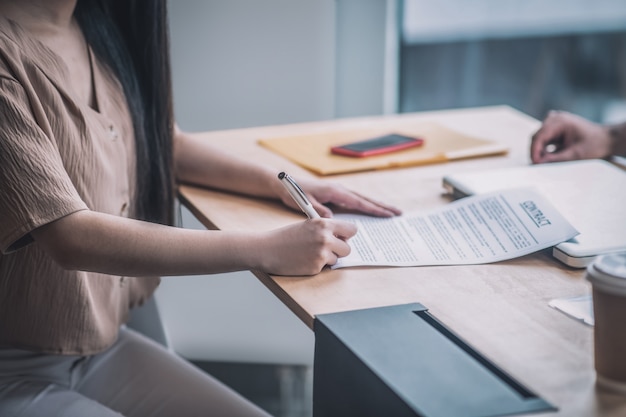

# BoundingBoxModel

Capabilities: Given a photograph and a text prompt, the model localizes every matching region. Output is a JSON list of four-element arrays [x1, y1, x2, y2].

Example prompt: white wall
[[169, 0, 336, 131], [158, 0, 394, 365], [334, 0, 400, 116]]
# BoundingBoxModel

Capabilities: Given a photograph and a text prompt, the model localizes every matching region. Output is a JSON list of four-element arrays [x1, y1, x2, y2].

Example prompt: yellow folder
[[258, 121, 508, 175]]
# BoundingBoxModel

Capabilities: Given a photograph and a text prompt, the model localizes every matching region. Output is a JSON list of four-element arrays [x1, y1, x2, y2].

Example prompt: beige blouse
[[0, 20, 160, 354]]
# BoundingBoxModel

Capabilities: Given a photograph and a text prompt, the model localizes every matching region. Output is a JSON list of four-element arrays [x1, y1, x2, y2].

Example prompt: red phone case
[[331, 134, 424, 158]]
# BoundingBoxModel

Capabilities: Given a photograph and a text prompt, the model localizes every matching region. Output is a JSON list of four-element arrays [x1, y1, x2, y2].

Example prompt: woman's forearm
[[32, 210, 262, 276], [173, 130, 283, 199], [31, 209, 355, 277], [171, 127, 402, 219]]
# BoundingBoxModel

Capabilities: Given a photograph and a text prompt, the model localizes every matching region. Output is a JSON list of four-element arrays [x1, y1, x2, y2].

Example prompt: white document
[[332, 188, 579, 268], [548, 295, 594, 326], [442, 159, 626, 268]]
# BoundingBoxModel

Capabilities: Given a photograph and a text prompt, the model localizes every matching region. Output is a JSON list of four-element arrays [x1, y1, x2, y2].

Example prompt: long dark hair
[[74, 0, 174, 226]]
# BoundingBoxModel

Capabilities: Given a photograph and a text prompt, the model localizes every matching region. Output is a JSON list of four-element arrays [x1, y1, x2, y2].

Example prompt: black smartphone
[[330, 133, 424, 158]]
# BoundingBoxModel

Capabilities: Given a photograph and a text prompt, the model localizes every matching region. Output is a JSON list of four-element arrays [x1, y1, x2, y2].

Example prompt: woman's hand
[[276, 177, 402, 218], [530, 111, 613, 164], [251, 218, 358, 276]]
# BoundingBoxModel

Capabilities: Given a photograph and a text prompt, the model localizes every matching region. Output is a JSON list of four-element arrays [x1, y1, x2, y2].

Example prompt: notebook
[[258, 122, 508, 175], [442, 159, 626, 268]]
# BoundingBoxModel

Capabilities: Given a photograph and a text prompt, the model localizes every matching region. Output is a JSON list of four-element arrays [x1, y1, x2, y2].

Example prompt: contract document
[[332, 188, 579, 268]]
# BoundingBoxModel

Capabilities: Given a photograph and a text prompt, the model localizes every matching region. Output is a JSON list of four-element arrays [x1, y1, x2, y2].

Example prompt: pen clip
[[278, 172, 320, 219], [284, 174, 308, 203]]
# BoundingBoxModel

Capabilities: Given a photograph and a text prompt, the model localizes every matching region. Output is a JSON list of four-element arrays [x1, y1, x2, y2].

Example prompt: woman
[[0, 0, 400, 415]]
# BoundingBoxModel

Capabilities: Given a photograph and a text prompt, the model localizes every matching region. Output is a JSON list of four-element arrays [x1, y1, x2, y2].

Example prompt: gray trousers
[[0, 328, 271, 417]]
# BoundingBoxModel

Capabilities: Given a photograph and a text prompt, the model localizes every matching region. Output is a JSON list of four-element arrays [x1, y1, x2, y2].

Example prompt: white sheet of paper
[[548, 295, 594, 326], [332, 188, 579, 268]]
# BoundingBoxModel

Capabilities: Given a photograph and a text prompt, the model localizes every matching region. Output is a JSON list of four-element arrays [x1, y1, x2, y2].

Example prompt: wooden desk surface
[[179, 106, 626, 416]]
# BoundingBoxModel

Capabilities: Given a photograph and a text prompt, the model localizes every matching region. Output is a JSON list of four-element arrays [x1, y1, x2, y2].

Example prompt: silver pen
[[278, 172, 320, 219]]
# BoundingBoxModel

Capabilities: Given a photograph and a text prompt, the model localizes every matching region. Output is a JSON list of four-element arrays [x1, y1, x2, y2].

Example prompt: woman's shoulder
[[0, 20, 23, 80], [0, 18, 61, 83]]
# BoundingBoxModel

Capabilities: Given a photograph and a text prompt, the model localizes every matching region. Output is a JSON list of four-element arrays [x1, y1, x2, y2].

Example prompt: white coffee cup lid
[[587, 252, 626, 296]]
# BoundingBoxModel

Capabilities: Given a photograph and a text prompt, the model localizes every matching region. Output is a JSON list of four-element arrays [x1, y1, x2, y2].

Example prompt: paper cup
[[586, 252, 626, 394]]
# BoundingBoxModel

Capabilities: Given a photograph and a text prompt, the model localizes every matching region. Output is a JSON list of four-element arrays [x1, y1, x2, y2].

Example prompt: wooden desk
[[179, 106, 626, 416]]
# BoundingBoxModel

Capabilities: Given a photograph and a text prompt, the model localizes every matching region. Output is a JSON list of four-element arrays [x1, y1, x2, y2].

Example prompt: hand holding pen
[[273, 172, 355, 275], [272, 171, 398, 275]]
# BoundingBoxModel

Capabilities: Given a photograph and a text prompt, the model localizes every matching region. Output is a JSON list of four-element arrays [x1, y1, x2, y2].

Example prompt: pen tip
[[278, 172, 286, 180]]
